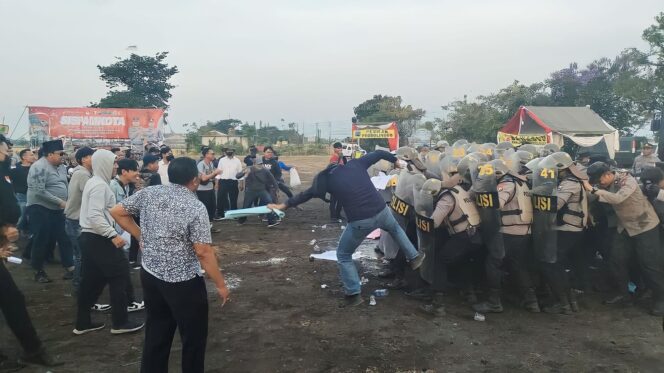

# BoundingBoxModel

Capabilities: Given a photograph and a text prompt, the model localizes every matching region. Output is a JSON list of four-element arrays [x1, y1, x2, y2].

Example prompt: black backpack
[[311, 164, 338, 202]]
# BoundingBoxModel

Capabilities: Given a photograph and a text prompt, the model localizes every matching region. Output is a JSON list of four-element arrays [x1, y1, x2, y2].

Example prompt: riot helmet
[[518, 144, 539, 158], [540, 143, 560, 157], [509, 150, 535, 175]]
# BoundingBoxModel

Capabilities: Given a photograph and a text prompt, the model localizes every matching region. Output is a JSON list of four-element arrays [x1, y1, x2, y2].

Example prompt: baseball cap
[[143, 154, 160, 165]]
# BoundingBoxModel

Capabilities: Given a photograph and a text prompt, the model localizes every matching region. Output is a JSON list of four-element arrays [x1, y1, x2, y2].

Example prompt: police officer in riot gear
[[586, 162, 664, 315], [414, 158, 482, 315], [473, 159, 539, 313], [540, 143, 561, 157], [537, 152, 589, 314], [434, 140, 449, 153]]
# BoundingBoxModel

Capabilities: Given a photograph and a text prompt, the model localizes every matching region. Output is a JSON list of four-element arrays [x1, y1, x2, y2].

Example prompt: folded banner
[[222, 206, 286, 220]]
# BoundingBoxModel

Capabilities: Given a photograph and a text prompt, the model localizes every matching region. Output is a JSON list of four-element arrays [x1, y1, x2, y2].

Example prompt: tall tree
[[93, 52, 178, 109]]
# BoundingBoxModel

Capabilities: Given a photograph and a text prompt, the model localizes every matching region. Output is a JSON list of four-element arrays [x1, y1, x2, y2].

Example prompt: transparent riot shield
[[471, 161, 505, 259], [531, 157, 559, 263], [425, 150, 442, 172], [448, 140, 469, 160], [414, 182, 441, 288], [391, 170, 426, 230]]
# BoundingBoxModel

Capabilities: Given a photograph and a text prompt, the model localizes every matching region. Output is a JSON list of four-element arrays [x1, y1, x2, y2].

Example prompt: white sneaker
[[91, 304, 111, 312], [127, 301, 145, 313]]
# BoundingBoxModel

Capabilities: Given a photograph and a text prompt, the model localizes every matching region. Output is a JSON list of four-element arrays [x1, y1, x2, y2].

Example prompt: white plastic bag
[[290, 168, 302, 187]]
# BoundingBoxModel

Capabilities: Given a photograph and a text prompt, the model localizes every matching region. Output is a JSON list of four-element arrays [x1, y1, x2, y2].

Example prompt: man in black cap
[[26, 139, 74, 283], [633, 142, 660, 176]]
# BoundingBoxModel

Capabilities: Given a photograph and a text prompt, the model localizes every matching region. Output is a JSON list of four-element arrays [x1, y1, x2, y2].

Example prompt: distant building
[[201, 130, 250, 149], [163, 133, 187, 155]]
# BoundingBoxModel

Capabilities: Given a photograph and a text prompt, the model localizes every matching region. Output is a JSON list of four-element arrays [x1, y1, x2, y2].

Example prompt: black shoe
[[384, 278, 408, 290], [34, 271, 51, 283], [211, 227, 221, 233], [542, 303, 573, 315], [267, 221, 281, 228], [73, 322, 105, 335], [377, 270, 395, 279], [0, 354, 25, 372], [418, 304, 446, 317], [603, 294, 632, 306], [650, 300, 664, 316], [213, 216, 224, 221], [405, 288, 433, 301], [110, 321, 144, 335], [20, 349, 64, 368], [409, 253, 425, 270], [472, 300, 504, 313], [339, 294, 364, 308], [62, 270, 74, 280]]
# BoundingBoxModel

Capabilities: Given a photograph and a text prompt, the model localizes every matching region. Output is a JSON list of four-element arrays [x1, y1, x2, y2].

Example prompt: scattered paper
[[366, 228, 381, 239], [309, 250, 365, 262], [371, 173, 392, 190]]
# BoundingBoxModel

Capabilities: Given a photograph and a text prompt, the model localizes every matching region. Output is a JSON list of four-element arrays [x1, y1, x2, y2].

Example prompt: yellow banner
[[352, 128, 396, 139], [497, 131, 547, 146]]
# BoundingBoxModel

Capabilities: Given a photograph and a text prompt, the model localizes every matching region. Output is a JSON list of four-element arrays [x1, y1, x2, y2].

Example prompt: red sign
[[28, 107, 164, 141]]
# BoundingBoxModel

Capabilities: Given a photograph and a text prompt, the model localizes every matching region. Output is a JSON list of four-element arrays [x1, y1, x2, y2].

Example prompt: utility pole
[[328, 121, 331, 144]]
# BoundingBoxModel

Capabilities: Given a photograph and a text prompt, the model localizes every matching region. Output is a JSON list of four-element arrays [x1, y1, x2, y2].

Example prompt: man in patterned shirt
[[110, 157, 230, 373]]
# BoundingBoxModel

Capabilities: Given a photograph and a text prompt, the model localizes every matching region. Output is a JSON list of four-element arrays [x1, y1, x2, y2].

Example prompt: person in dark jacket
[[237, 157, 279, 227], [0, 135, 62, 370], [244, 145, 258, 166], [268, 150, 425, 307]]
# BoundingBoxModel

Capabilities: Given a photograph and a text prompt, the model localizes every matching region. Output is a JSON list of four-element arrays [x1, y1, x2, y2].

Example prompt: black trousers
[[277, 180, 293, 199], [329, 196, 343, 219], [0, 263, 42, 355], [140, 269, 208, 373], [76, 233, 129, 328], [438, 231, 479, 291], [196, 190, 216, 222], [486, 234, 534, 293], [216, 180, 239, 217], [608, 227, 664, 299], [129, 217, 140, 263], [540, 230, 584, 305]]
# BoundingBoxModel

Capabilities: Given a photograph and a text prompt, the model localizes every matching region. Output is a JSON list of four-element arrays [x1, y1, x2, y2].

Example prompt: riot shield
[[480, 143, 497, 159], [448, 140, 468, 160], [425, 150, 442, 172], [531, 156, 559, 263], [471, 161, 505, 259], [414, 182, 442, 288], [385, 170, 425, 259]]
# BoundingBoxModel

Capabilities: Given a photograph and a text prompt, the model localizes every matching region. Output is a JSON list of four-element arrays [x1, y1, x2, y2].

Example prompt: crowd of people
[[0, 136, 300, 371], [2, 132, 664, 370], [271, 139, 664, 318]]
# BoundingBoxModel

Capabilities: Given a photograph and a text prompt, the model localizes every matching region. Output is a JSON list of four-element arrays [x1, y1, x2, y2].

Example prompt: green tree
[[93, 52, 178, 108], [182, 122, 201, 152]]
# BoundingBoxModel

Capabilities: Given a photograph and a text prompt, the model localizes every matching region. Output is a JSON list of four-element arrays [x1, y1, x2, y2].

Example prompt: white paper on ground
[[370, 172, 391, 190], [309, 250, 364, 262]]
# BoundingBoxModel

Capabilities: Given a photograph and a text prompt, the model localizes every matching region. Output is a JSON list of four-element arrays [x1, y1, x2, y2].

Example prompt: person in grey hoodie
[[73, 150, 144, 336], [64, 146, 95, 290]]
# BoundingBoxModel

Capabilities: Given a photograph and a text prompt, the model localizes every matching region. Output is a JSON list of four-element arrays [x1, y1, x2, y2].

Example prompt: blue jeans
[[15, 193, 27, 230], [65, 218, 82, 291], [27, 205, 74, 272], [337, 206, 419, 295]]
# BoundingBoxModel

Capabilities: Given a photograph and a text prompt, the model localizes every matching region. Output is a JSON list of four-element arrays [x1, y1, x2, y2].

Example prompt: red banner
[[28, 107, 164, 141]]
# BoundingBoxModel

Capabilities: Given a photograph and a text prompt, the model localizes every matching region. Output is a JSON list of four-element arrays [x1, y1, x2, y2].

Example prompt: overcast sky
[[0, 0, 661, 139]]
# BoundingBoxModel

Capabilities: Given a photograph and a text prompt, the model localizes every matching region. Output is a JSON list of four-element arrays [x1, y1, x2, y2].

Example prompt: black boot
[[522, 288, 541, 313], [568, 290, 580, 313], [473, 288, 503, 313]]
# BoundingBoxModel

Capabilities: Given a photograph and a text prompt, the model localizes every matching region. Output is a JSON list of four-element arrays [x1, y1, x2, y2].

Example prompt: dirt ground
[[2, 155, 664, 373]]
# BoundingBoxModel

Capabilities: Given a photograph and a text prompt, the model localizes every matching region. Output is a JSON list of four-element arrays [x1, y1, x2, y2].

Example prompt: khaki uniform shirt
[[431, 193, 469, 233], [633, 153, 660, 175], [556, 178, 585, 232], [497, 180, 530, 236], [595, 172, 659, 236]]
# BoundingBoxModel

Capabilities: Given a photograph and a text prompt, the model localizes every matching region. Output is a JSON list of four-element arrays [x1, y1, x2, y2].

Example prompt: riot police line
[[370, 139, 664, 317]]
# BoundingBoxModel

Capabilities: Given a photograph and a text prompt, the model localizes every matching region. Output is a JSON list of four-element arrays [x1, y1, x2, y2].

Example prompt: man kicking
[[269, 150, 425, 307]]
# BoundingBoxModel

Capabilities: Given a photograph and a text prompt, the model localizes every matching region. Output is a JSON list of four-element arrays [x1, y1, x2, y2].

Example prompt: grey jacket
[[26, 157, 69, 210], [80, 150, 117, 238], [64, 166, 93, 220]]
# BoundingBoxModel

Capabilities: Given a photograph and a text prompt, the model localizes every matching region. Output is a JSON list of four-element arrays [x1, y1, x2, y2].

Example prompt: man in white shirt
[[157, 147, 173, 185], [215, 148, 244, 219]]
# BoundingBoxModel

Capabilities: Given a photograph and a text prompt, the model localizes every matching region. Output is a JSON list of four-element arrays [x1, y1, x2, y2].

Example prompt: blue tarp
[[222, 206, 285, 220]]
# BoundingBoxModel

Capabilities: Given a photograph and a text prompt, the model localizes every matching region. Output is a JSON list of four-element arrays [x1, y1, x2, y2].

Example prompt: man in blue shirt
[[269, 150, 425, 306]]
